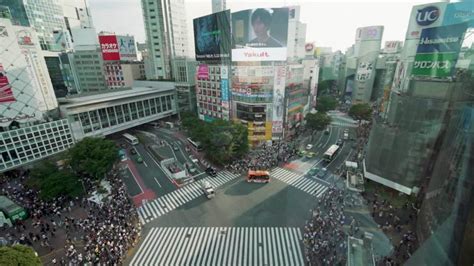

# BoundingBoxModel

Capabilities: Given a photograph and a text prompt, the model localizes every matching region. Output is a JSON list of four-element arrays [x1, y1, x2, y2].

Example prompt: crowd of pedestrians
[[303, 186, 348, 265], [226, 142, 296, 173], [0, 167, 140, 265]]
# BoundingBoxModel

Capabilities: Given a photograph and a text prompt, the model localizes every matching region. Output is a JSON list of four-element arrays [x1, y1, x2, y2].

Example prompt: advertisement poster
[[117, 36, 137, 61], [221, 79, 229, 101], [384, 41, 402, 53], [232, 8, 289, 61], [413, 23, 467, 78], [0, 63, 15, 103], [356, 62, 374, 82], [443, 2, 474, 27], [355, 26, 383, 41], [193, 10, 231, 61], [272, 65, 286, 133], [99, 35, 120, 61], [197, 64, 209, 79]]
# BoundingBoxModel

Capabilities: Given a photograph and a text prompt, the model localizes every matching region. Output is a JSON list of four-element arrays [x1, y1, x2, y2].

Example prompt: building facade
[[173, 58, 198, 114], [196, 64, 229, 121], [59, 86, 178, 140], [141, 0, 189, 79], [72, 48, 108, 93]]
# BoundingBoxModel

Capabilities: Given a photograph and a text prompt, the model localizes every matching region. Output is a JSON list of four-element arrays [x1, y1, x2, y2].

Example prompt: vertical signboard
[[99, 35, 120, 61], [405, 3, 447, 40], [232, 8, 289, 61], [412, 23, 467, 78], [272, 65, 286, 134], [0, 63, 15, 103], [197, 64, 209, 79], [117, 35, 137, 61]]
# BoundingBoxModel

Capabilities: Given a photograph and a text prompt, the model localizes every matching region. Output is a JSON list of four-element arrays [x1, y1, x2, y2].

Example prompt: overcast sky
[[89, 0, 435, 55]]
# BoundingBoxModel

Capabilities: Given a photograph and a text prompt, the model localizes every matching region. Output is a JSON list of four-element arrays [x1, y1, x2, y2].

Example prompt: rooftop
[[58, 86, 174, 108]]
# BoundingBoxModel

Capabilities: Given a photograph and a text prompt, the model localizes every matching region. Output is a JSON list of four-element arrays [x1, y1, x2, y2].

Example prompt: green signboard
[[412, 52, 458, 78]]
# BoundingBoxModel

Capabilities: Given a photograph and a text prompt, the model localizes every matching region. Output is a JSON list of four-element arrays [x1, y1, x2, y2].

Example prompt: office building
[[71, 48, 108, 94], [212, 0, 226, 13], [173, 58, 198, 114], [141, 0, 189, 79], [0, 0, 68, 51]]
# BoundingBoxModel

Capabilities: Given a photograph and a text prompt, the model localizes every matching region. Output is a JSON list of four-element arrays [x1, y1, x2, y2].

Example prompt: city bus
[[0, 196, 28, 222], [187, 137, 203, 151], [123, 133, 139, 145], [323, 144, 340, 162], [247, 170, 270, 183]]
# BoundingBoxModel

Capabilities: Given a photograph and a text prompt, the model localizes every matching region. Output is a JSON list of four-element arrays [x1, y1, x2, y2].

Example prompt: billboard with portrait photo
[[232, 8, 289, 61], [193, 10, 231, 61]]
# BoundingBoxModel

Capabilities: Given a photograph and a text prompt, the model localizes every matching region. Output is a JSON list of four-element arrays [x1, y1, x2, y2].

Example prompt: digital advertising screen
[[193, 10, 231, 61], [232, 8, 289, 61]]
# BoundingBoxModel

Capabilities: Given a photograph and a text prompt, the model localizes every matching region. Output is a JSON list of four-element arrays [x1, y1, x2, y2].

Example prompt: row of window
[[198, 109, 223, 119], [73, 95, 175, 134], [198, 90, 221, 98], [198, 103, 222, 112]]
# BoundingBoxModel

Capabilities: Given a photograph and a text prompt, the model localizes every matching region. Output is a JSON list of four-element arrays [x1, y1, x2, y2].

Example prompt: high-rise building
[[141, 0, 189, 80], [287, 6, 306, 61], [212, 0, 226, 13], [173, 58, 198, 114], [0, 0, 68, 51]]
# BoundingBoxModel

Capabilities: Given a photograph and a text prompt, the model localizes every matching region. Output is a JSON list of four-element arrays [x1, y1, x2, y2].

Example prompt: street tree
[[0, 245, 42, 266], [316, 95, 338, 113], [305, 112, 332, 131], [349, 103, 372, 122], [28, 161, 84, 201], [68, 137, 118, 180]]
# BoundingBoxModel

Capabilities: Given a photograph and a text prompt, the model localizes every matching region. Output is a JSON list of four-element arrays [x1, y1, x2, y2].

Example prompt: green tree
[[68, 137, 118, 179], [316, 95, 338, 113], [305, 112, 332, 131], [29, 161, 84, 201], [349, 103, 372, 122], [317, 79, 335, 96], [0, 245, 41, 266]]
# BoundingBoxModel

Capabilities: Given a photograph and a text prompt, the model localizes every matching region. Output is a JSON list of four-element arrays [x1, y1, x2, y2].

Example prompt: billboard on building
[[117, 35, 137, 61], [193, 10, 231, 61], [355, 62, 374, 82], [232, 8, 289, 61], [355, 26, 383, 41], [383, 41, 402, 53], [99, 35, 120, 61], [197, 64, 209, 79], [0, 64, 15, 103], [272, 65, 286, 133], [443, 2, 474, 27], [413, 23, 467, 78], [405, 3, 447, 40]]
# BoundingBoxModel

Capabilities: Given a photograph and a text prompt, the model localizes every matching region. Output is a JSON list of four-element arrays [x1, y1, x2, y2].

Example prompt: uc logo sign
[[416, 6, 440, 26]]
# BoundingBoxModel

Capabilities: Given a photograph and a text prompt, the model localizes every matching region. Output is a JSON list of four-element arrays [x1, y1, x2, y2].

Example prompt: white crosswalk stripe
[[130, 227, 304, 266], [331, 121, 358, 128], [270, 167, 328, 197], [138, 171, 239, 225]]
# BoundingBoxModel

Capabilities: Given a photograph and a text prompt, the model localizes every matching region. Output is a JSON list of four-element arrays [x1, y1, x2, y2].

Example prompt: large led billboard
[[232, 8, 289, 61], [193, 10, 231, 61]]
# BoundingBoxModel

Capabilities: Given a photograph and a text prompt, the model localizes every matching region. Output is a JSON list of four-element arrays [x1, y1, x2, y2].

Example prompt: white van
[[201, 181, 215, 199]]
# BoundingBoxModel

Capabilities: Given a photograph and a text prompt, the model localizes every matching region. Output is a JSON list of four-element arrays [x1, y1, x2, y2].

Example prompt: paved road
[[129, 227, 304, 266]]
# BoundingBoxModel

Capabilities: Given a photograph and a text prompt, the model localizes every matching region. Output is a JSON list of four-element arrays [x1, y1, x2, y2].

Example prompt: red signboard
[[99, 35, 120, 61], [0, 63, 15, 103]]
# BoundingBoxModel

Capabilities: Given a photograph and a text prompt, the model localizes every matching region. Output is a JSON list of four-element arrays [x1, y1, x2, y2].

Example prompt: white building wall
[[212, 0, 226, 13], [0, 19, 58, 126]]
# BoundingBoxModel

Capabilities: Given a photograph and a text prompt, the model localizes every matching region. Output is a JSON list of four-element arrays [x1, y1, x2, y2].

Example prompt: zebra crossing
[[130, 227, 304, 266], [270, 167, 328, 197], [330, 121, 358, 128], [138, 171, 239, 225]]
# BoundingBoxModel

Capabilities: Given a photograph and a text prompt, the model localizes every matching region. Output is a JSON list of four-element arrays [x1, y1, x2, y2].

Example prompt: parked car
[[130, 148, 137, 155], [306, 144, 313, 150]]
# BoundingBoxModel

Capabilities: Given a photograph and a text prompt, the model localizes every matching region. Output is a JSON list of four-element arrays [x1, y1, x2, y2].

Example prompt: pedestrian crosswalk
[[270, 167, 328, 197], [130, 227, 304, 266], [331, 121, 358, 128], [137, 171, 239, 225]]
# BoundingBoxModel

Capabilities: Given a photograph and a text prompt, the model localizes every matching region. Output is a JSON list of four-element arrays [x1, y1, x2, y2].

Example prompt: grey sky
[[88, 0, 433, 54]]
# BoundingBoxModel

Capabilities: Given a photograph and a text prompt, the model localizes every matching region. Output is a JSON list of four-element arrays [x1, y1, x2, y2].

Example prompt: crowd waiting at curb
[[0, 167, 141, 265]]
